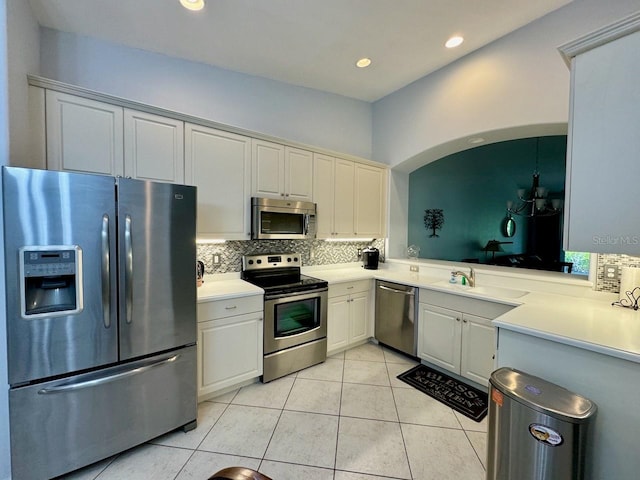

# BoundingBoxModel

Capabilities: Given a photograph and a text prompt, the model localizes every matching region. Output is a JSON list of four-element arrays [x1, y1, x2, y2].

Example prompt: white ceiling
[[27, 0, 573, 102]]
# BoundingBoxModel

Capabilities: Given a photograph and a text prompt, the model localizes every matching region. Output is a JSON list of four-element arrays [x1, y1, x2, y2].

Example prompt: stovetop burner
[[241, 253, 327, 295]]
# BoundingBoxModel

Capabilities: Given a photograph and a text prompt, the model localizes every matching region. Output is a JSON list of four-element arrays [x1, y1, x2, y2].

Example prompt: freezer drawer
[[9, 346, 197, 480]]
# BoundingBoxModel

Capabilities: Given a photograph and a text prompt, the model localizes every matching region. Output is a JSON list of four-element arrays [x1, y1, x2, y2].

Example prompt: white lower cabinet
[[327, 280, 371, 355], [417, 290, 513, 386], [197, 295, 263, 401]]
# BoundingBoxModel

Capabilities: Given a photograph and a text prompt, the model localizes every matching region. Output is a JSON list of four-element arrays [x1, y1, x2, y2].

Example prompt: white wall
[[373, 0, 640, 258], [372, 0, 640, 169], [7, 0, 39, 167], [39, 28, 373, 160], [1, 0, 10, 476]]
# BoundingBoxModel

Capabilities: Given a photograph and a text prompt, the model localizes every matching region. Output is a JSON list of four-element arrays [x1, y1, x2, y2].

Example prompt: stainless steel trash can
[[486, 368, 596, 480]]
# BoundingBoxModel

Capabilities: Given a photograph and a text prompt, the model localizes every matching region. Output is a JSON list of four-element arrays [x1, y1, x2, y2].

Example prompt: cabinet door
[[185, 124, 251, 240], [565, 30, 640, 254], [198, 313, 263, 400], [349, 291, 369, 344], [252, 139, 285, 198], [418, 303, 461, 373], [354, 163, 386, 238], [285, 147, 313, 201], [460, 313, 495, 386], [333, 159, 355, 237], [124, 109, 184, 183], [313, 154, 335, 238], [327, 295, 350, 354], [46, 91, 124, 176]]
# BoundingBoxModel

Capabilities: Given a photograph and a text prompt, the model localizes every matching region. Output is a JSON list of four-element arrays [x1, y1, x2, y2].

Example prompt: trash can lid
[[490, 367, 597, 423]]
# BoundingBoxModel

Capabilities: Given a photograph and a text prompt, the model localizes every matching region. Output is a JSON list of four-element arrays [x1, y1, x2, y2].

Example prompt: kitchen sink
[[431, 281, 528, 299]]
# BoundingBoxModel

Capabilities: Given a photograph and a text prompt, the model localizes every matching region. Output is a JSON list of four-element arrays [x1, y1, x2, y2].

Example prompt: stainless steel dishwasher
[[375, 280, 418, 356]]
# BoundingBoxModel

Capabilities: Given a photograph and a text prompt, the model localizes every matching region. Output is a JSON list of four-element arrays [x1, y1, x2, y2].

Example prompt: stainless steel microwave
[[251, 197, 317, 240]]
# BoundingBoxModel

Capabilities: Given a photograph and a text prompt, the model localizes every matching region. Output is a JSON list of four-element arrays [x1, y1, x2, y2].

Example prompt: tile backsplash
[[197, 239, 385, 274], [595, 253, 640, 293]]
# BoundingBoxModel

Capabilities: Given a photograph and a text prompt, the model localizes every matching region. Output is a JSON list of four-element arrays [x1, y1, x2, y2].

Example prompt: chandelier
[[506, 138, 563, 218]]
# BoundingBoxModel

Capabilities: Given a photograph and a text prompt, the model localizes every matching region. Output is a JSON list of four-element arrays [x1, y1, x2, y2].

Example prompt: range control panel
[[242, 253, 301, 271]]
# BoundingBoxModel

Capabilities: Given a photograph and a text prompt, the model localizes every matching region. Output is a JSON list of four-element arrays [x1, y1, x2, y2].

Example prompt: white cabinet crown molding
[[558, 11, 640, 65]]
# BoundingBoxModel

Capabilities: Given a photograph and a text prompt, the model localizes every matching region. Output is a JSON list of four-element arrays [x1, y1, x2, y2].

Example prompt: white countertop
[[197, 274, 263, 302], [197, 263, 640, 364]]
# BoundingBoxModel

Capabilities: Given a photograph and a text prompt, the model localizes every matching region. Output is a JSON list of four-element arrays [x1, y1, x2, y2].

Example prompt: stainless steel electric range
[[241, 253, 328, 382]]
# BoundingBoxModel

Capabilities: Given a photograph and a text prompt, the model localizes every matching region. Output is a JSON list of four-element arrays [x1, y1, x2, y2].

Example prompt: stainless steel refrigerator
[[2, 166, 198, 479]]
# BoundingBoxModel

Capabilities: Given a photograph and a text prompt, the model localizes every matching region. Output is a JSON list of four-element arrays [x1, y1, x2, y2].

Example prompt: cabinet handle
[[347, 286, 354, 290], [280, 193, 285, 197], [225, 305, 237, 310], [285, 193, 289, 197], [456, 318, 461, 322], [463, 319, 468, 323]]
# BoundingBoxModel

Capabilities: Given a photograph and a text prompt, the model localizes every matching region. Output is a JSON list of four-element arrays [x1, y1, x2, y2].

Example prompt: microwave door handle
[[304, 214, 309, 236], [124, 214, 133, 324], [101, 214, 111, 328]]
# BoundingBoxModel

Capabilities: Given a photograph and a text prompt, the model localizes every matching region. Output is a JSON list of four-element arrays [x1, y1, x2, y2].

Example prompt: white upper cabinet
[[124, 109, 184, 183], [334, 159, 356, 236], [354, 163, 386, 238], [312, 153, 336, 238], [185, 123, 251, 240], [313, 154, 386, 239], [252, 139, 313, 201], [560, 15, 640, 254], [46, 91, 124, 176]]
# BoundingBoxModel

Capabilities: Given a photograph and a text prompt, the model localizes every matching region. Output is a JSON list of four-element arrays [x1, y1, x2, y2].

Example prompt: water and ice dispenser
[[20, 246, 83, 318]]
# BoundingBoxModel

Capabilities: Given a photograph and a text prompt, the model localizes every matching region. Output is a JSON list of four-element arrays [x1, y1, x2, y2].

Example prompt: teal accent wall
[[408, 136, 566, 263]]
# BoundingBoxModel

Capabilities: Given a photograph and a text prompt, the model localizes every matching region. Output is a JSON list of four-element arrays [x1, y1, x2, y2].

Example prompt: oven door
[[264, 289, 327, 355]]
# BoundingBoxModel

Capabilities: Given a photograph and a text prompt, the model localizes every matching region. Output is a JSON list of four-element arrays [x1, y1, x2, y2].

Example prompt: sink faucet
[[451, 268, 475, 287]]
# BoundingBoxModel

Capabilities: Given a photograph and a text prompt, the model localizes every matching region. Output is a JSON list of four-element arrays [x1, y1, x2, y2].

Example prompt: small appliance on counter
[[362, 246, 380, 270], [196, 260, 205, 287]]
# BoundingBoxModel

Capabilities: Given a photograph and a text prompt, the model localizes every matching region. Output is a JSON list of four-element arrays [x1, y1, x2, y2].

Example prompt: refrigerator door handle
[[101, 214, 111, 328], [125, 214, 133, 324], [37, 354, 180, 394]]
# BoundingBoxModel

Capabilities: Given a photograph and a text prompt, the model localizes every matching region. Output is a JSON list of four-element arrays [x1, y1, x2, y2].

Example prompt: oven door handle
[[264, 287, 328, 301]]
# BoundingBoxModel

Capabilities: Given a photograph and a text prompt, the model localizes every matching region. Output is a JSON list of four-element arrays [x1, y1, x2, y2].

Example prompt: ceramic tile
[[57, 456, 117, 479], [392, 387, 459, 428], [296, 358, 344, 382], [453, 410, 488, 432], [258, 460, 334, 480], [329, 351, 345, 360], [385, 362, 416, 389], [382, 347, 418, 365], [340, 383, 398, 422], [466, 431, 488, 469], [264, 411, 339, 468], [151, 401, 227, 449], [92, 444, 192, 480], [199, 405, 280, 458], [176, 451, 261, 479], [343, 360, 390, 386], [334, 472, 407, 480], [212, 388, 240, 404], [232, 376, 295, 409], [344, 342, 385, 362], [285, 378, 342, 415], [402, 423, 485, 480], [336, 417, 411, 479]]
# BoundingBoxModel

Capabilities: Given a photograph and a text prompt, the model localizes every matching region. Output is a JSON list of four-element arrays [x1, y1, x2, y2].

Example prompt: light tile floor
[[61, 342, 488, 480]]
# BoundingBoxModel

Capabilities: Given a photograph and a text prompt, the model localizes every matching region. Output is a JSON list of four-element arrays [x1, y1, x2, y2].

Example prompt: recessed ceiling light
[[356, 58, 372, 68], [468, 137, 485, 144], [180, 0, 205, 11], [445, 36, 464, 49]]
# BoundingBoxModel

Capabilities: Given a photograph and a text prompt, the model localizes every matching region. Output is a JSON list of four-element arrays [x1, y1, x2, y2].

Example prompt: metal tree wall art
[[424, 209, 444, 237]]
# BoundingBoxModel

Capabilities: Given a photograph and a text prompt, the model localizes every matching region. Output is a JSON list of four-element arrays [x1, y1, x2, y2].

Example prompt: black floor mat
[[397, 364, 488, 422]]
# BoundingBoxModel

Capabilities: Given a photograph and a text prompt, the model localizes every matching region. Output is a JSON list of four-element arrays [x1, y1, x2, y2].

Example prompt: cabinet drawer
[[329, 280, 371, 298], [198, 294, 263, 322]]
